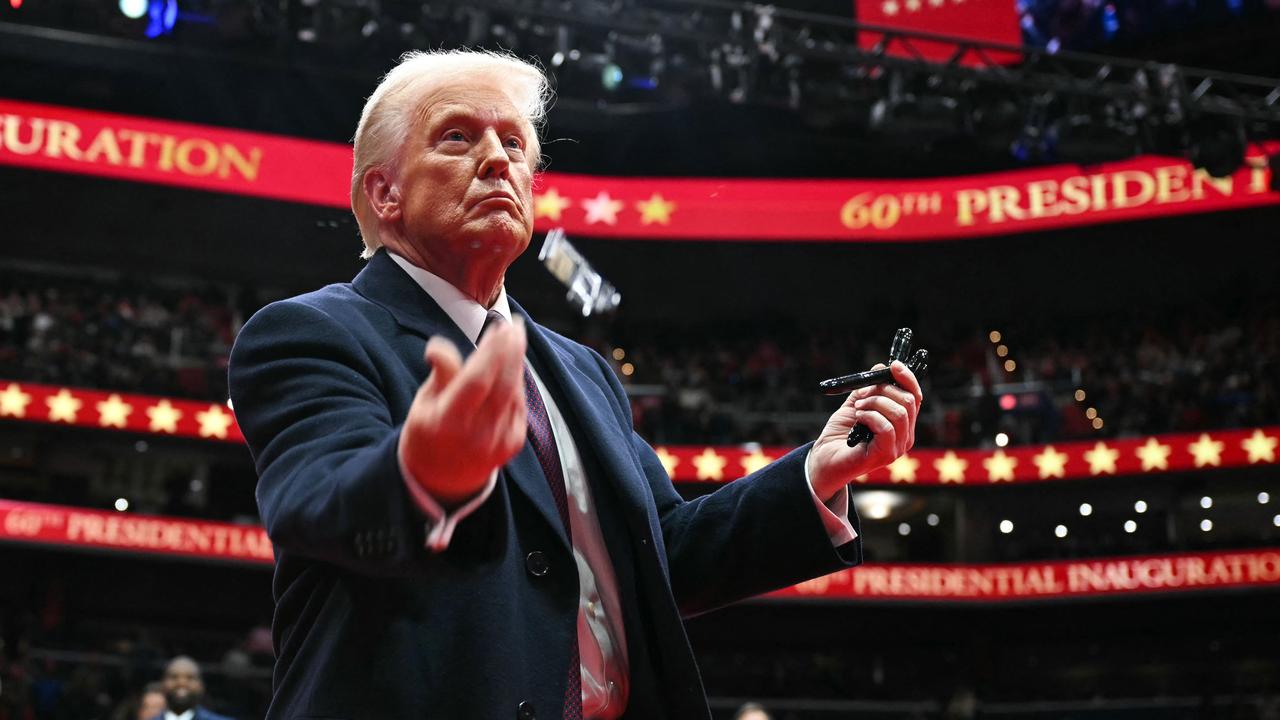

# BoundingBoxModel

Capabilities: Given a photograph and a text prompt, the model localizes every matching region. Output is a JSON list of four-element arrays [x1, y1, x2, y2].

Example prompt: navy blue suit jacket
[[148, 708, 235, 720], [228, 249, 861, 720]]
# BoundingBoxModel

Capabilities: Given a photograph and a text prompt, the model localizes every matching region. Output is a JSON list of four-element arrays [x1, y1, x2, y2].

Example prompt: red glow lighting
[[9, 0, 22, 9], [999, 394, 1018, 411]]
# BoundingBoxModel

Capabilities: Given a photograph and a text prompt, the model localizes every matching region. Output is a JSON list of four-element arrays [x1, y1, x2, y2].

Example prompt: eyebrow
[[426, 106, 528, 137]]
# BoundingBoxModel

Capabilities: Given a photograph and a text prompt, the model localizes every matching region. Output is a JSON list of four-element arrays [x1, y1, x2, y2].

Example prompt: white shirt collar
[[165, 711, 195, 720], [387, 251, 512, 345]]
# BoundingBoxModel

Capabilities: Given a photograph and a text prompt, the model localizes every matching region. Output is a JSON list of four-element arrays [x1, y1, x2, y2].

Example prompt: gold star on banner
[[692, 447, 728, 481], [934, 451, 968, 484], [533, 188, 572, 221], [905, 0, 921, 10], [1241, 430, 1277, 464], [635, 193, 677, 225], [46, 389, 82, 424], [581, 191, 624, 226], [654, 447, 679, 478], [0, 383, 32, 418], [740, 449, 774, 475], [96, 394, 133, 428], [888, 454, 919, 483], [928, 0, 944, 6], [196, 404, 234, 439], [1135, 437, 1172, 471], [983, 450, 1017, 482], [146, 400, 182, 434], [1083, 441, 1120, 475], [1033, 445, 1068, 479], [882, 0, 899, 14], [1188, 433, 1224, 468]]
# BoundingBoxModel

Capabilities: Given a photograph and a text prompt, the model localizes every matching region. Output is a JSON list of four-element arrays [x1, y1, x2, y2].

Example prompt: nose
[[476, 129, 510, 181]]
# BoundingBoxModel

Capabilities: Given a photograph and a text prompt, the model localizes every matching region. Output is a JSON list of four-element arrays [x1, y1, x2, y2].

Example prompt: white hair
[[350, 49, 552, 259]]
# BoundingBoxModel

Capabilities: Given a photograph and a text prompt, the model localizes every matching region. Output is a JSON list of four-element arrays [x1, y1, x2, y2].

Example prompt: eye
[[442, 130, 467, 142], [505, 136, 524, 150]]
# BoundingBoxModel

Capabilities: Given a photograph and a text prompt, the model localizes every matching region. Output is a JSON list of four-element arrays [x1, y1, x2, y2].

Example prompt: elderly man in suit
[[229, 49, 923, 720]]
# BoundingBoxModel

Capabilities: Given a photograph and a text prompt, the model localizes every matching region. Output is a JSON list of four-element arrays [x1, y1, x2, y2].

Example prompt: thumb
[[422, 336, 463, 396]]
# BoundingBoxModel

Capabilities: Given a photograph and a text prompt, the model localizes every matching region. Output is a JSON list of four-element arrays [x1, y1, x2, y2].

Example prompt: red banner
[[771, 549, 1280, 601], [0, 381, 243, 443], [0, 499, 273, 565], [2, 99, 1277, 241], [3, 500, 1276, 602], [855, 0, 1022, 66], [3, 381, 1277, 483]]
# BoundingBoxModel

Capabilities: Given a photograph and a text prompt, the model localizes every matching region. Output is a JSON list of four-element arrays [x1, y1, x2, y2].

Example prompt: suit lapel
[[513, 300, 656, 538]]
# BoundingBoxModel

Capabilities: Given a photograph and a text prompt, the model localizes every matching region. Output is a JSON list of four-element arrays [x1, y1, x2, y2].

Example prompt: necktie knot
[[479, 309, 506, 343]]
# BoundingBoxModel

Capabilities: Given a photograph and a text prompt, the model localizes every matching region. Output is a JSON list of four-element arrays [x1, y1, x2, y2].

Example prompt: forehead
[[413, 78, 530, 131], [166, 660, 199, 676]]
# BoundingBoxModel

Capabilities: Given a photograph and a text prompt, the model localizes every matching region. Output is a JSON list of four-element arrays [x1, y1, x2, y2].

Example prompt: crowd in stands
[[2, 265, 1276, 449]]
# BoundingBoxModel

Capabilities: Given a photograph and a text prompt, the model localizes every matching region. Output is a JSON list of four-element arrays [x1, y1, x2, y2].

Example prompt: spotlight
[[1200, 518, 1213, 532], [999, 519, 1014, 534], [144, 0, 178, 38], [1260, 492, 1271, 505], [926, 513, 940, 527], [1124, 519, 1137, 533], [120, 0, 148, 18], [995, 432, 1009, 447], [115, 498, 130, 512], [898, 523, 911, 536], [1134, 500, 1148, 513], [1200, 496, 1213, 509], [1079, 503, 1093, 517], [1054, 524, 1068, 538], [601, 63, 624, 91]]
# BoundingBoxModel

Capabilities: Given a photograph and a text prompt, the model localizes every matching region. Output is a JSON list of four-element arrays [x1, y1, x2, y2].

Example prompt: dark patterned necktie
[[480, 310, 583, 720]]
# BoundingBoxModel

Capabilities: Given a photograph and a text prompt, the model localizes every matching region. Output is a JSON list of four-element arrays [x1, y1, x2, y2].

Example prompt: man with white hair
[[229, 49, 922, 719]]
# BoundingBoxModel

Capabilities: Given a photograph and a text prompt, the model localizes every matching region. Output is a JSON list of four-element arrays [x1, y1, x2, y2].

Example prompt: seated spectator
[[152, 656, 234, 720]]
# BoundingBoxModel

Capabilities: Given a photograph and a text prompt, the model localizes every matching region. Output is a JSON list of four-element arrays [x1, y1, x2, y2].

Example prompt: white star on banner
[[581, 191, 624, 226]]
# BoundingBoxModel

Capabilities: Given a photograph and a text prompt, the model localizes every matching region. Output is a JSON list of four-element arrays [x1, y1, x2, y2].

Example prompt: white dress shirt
[[387, 252, 855, 718], [164, 711, 194, 720]]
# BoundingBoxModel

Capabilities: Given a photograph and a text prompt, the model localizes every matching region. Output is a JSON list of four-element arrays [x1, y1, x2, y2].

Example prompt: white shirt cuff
[[399, 448, 498, 553], [804, 449, 858, 547]]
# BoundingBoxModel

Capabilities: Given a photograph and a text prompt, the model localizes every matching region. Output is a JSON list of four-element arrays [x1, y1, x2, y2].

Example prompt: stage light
[[1079, 503, 1093, 516], [898, 523, 911, 536], [854, 490, 906, 521], [120, 0, 147, 19], [1259, 492, 1270, 505], [612, 348, 626, 361], [9, 0, 21, 8], [1054, 524, 1067, 538], [621, 362, 635, 376], [1200, 496, 1213, 509], [1200, 519, 1213, 532], [1274, 514, 1280, 527], [145, 0, 179, 38], [1092, 418, 1104, 429], [989, 331, 1001, 343], [1124, 519, 1136, 533], [1085, 407, 1097, 420], [926, 513, 940, 527], [999, 519, 1014, 534], [115, 498, 130, 512], [1074, 389, 1086, 402], [995, 432, 1009, 447], [996, 344, 1009, 357], [999, 395, 1017, 411], [1003, 359, 1016, 372], [134, 441, 148, 453], [1134, 500, 1148, 513], [601, 63, 624, 91]]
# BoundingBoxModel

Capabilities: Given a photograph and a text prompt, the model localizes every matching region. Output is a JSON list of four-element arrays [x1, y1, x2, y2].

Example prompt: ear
[[363, 166, 402, 223]]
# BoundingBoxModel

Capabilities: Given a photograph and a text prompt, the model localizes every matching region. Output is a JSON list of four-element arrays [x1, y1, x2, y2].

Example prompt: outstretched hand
[[398, 317, 529, 507], [807, 360, 924, 499]]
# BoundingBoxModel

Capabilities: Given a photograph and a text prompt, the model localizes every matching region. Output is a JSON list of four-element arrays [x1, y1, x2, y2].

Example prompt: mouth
[[472, 192, 519, 211]]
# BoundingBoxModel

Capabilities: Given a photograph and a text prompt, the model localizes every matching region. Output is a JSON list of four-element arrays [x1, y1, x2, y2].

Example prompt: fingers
[[854, 408, 899, 459], [890, 360, 925, 407], [422, 337, 463, 397]]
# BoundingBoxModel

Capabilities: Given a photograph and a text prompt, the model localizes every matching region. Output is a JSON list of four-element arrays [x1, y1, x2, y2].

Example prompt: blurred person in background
[[151, 656, 232, 720], [137, 682, 166, 720]]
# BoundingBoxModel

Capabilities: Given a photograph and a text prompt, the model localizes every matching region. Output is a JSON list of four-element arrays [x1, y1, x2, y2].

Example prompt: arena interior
[[2, 0, 1280, 718]]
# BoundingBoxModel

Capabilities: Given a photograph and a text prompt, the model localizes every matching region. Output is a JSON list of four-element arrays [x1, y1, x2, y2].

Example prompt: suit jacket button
[[525, 551, 549, 577], [516, 700, 536, 720]]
